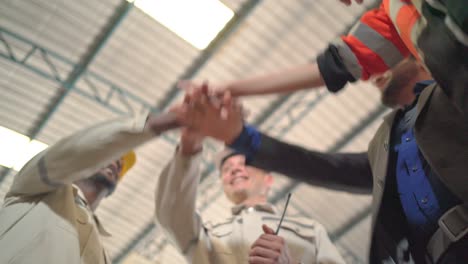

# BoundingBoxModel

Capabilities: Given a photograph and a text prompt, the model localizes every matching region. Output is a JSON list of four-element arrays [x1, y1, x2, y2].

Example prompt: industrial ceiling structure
[[0, 0, 388, 263]]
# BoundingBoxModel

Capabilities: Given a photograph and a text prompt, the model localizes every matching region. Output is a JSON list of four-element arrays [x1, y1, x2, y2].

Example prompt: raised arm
[[220, 63, 325, 97], [180, 2, 409, 99], [7, 112, 179, 197], [154, 129, 206, 259], [232, 126, 373, 194]]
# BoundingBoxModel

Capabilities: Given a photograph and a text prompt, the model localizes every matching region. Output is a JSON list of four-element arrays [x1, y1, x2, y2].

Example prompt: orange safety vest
[[383, 0, 422, 60], [339, 0, 423, 80]]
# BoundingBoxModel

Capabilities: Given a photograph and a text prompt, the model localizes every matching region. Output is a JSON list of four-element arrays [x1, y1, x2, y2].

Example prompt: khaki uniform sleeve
[[7, 115, 153, 196], [315, 224, 346, 264], [154, 149, 205, 258]]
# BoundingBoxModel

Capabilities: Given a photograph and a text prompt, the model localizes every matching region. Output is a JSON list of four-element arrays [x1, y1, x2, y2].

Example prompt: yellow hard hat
[[119, 151, 136, 179]]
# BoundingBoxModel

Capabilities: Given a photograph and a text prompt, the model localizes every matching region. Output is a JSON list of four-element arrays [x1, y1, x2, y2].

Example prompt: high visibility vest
[[339, 2, 415, 80], [383, 0, 422, 60], [338, 0, 467, 81]]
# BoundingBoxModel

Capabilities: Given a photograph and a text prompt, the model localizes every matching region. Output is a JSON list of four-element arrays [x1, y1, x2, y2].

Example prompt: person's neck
[[75, 181, 97, 210], [240, 196, 268, 207]]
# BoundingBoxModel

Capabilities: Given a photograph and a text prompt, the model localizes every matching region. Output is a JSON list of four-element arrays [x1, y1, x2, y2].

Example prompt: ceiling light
[[0, 126, 48, 171], [132, 0, 234, 49]]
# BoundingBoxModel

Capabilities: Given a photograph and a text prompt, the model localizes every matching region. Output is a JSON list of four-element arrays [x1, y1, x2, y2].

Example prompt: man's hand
[[174, 84, 244, 144], [249, 224, 293, 264], [339, 0, 363, 5], [178, 80, 229, 98]]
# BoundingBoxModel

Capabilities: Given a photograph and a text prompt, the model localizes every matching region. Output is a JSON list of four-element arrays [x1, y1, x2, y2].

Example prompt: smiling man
[[154, 128, 344, 264]]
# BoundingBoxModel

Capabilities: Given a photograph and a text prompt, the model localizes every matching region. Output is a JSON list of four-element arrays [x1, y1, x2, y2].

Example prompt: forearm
[[229, 125, 373, 193], [10, 112, 180, 196], [144, 112, 180, 134], [254, 134, 372, 193], [227, 63, 325, 97], [154, 148, 203, 253]]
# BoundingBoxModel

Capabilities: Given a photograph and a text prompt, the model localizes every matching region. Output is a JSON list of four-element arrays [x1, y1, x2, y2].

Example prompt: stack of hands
[[172, 82, 294, 264], [171, 81, 244, 156]]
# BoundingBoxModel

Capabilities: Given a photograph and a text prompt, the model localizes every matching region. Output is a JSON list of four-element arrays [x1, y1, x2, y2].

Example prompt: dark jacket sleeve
[[419, 3, 468, 119], [317, 44, 357, 93], [250, 133, 373, 194]]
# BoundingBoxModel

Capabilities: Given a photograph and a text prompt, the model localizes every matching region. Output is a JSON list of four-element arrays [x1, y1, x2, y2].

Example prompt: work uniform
[[154, 150, 345, 264], [0, 115, 153, 264]]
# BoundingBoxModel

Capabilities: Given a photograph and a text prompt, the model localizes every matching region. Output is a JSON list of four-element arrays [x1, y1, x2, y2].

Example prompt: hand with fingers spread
[[178, 80, 228, 98], [169, 83, 215, 128], [249, 224, 293, 264]]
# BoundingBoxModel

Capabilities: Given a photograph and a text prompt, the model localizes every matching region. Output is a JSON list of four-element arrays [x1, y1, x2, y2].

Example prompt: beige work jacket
[[155, 150, 345, 264], [0, 115, 154, 264]]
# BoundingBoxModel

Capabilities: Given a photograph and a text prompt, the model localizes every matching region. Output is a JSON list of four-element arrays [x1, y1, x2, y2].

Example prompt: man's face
[[371, 58, 431, 108], [75, 159, 123, 211], [89, 159, 122, 196], [220, 155, 272, 204]]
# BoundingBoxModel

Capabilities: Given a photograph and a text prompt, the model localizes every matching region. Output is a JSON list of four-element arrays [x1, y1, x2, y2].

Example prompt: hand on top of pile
[[171, 81, 245, 144]]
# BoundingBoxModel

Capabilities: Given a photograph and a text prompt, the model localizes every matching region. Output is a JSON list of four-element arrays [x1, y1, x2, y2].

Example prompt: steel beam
[[0, 25, 158, 116], [27, 0, 133, 139]]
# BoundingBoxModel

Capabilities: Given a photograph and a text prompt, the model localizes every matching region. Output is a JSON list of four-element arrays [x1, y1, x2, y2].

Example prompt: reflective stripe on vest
[[348, 21, 405, 69], [341, 3, 410, 80], [384, 0, 422, 60]]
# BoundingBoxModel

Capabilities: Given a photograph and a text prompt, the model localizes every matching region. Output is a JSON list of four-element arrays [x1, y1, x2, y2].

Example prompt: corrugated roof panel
[[292, 184, 371, 233], [89, 7, 200, 106], [280, 82, 380, 151], [340, 110, 390, 152], [0, 60, 61, 135], [34, 92, 119, 144], [0, 0, 121, 63]]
